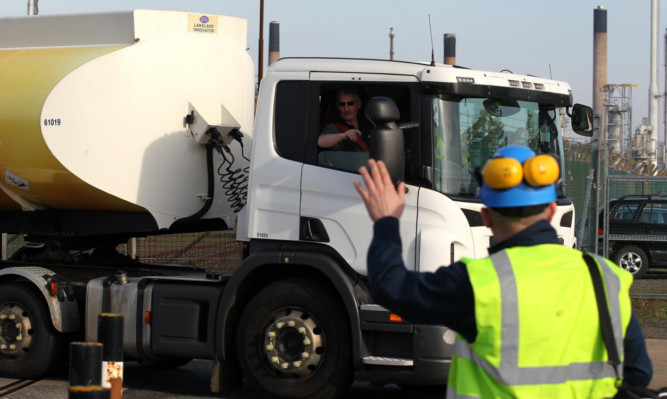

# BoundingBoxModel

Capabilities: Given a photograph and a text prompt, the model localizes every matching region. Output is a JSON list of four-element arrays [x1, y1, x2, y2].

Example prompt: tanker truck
[[0, 9, 593, 398]]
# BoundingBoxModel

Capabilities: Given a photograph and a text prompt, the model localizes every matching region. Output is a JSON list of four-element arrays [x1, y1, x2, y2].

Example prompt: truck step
[[362, 356, 414, 367]]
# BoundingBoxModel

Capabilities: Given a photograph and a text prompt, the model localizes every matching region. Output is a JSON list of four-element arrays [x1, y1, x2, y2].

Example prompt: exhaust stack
[[593, 6, 607, 143], [648, 0, 659, 164], [268, 21, 280, 66], [444, 34, 456, 65], [664, 27, 667, 165]]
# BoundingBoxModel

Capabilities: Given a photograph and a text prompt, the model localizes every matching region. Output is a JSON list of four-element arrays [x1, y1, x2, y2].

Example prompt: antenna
[[428, 15, 435, 66], [549, 63, 553, 79]]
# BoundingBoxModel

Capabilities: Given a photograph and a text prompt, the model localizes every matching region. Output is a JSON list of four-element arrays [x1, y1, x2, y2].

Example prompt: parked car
[[600, 195, 667, 278]]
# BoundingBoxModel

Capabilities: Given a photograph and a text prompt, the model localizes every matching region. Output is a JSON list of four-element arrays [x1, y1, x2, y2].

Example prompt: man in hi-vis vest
[[354, 145, 652, 398]]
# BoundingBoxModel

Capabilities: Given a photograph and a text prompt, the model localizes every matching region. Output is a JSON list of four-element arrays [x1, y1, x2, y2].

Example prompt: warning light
[[389, 314, 403, 322]]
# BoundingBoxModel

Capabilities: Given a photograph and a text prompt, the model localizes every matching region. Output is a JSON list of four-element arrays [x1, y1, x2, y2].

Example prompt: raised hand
[[354, 159, 405, 222]]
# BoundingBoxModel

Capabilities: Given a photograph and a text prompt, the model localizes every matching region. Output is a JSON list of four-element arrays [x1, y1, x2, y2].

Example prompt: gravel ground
[[630, 271, 667, 339]]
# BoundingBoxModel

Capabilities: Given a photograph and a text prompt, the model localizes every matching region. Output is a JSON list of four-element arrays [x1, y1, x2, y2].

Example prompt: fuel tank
[[0, 10, 254, 236]]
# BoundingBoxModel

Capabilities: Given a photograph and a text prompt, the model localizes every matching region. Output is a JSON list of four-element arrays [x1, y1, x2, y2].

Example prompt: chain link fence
[[565, 141, 667, 286], [2, 141, 664, 281], [2, 230, 242, 274], [564, 141, 667, 338], [132, 231, 242, 273], [1, 141, 665, 337]]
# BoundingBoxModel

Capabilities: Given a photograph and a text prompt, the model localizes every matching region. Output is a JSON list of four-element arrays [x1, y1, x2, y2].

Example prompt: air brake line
[[210, 130, 249, 213]]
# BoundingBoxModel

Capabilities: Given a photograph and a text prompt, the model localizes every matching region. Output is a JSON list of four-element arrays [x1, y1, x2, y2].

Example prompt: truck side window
[[307, 83, 416, 176], [275, 80, 309, 163], [317, 86, 371, 173]]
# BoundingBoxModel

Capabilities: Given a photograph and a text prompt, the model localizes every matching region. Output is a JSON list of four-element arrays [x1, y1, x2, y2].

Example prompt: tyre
[[614, 245, 649, 278], [236, 278, 352, 399], [0, 282, 65, 378]]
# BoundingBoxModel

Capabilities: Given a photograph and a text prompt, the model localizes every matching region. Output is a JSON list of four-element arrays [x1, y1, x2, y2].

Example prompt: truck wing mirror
[[569, 103, 593, 137], [368, 97, 405, 184]]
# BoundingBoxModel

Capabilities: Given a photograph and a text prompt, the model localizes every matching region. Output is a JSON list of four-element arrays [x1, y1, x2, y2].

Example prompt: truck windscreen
[[431, 96, 563, 197]]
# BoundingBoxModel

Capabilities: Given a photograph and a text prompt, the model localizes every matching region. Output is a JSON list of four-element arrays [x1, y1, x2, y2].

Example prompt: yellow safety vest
[[447, 245, 633, 399]]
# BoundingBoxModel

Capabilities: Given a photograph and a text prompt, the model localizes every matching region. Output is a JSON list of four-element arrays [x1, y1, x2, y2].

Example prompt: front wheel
[[236, 278, 352, 399], [614, 245, 649, 278], [0, 283, 65, 378]]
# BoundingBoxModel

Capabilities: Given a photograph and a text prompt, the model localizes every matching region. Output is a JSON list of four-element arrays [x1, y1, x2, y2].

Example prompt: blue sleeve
[[622, 311, 653, 387], [367, 217, 477, 342]]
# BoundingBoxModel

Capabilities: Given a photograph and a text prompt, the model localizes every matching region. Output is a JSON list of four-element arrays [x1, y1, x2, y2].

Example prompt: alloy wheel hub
[[0, 304, 33, 359], [620, 253, 642, 274], [263, 309, 323, 377]]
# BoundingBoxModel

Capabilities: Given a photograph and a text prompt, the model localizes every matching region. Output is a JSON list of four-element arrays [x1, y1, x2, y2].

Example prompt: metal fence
[[569, 164, 667, 252], [565, 141, 667, 244], [2, 141, 666, 278], [601, 175, 667, 258], [564, 139, 667, 292], [133, 231, 242, 273], [2, 233, 24, 260], [2, 230, 242, 274]]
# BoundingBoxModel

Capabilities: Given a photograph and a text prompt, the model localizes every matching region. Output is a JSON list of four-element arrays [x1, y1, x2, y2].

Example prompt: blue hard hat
[[478, 145, 558, 208]]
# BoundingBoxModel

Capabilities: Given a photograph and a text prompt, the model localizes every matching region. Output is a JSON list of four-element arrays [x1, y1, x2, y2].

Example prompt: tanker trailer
[[0, 10, 254, 246], [0, 10, 256, 379]]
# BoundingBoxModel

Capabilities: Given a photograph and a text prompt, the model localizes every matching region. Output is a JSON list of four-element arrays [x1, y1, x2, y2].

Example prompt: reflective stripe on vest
[[447, 249, 628, 398]]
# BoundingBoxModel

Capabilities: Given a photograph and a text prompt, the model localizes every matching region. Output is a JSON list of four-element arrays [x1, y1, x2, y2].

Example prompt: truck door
[[301, 72, 420, 275]]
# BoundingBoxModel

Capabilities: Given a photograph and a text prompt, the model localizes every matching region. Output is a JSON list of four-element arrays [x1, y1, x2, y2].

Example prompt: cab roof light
[[508, 80, 520, 87], [534, 83, 545, 90], [456, 77, 475, 84], [521, 81, 532, 88]]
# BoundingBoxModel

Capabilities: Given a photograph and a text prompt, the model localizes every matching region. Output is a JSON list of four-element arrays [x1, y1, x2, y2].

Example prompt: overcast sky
[[3, 1, 666, 138]]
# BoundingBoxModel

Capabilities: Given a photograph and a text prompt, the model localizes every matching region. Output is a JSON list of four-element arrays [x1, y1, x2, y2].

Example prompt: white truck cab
[[244, 58, 578, 273]]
